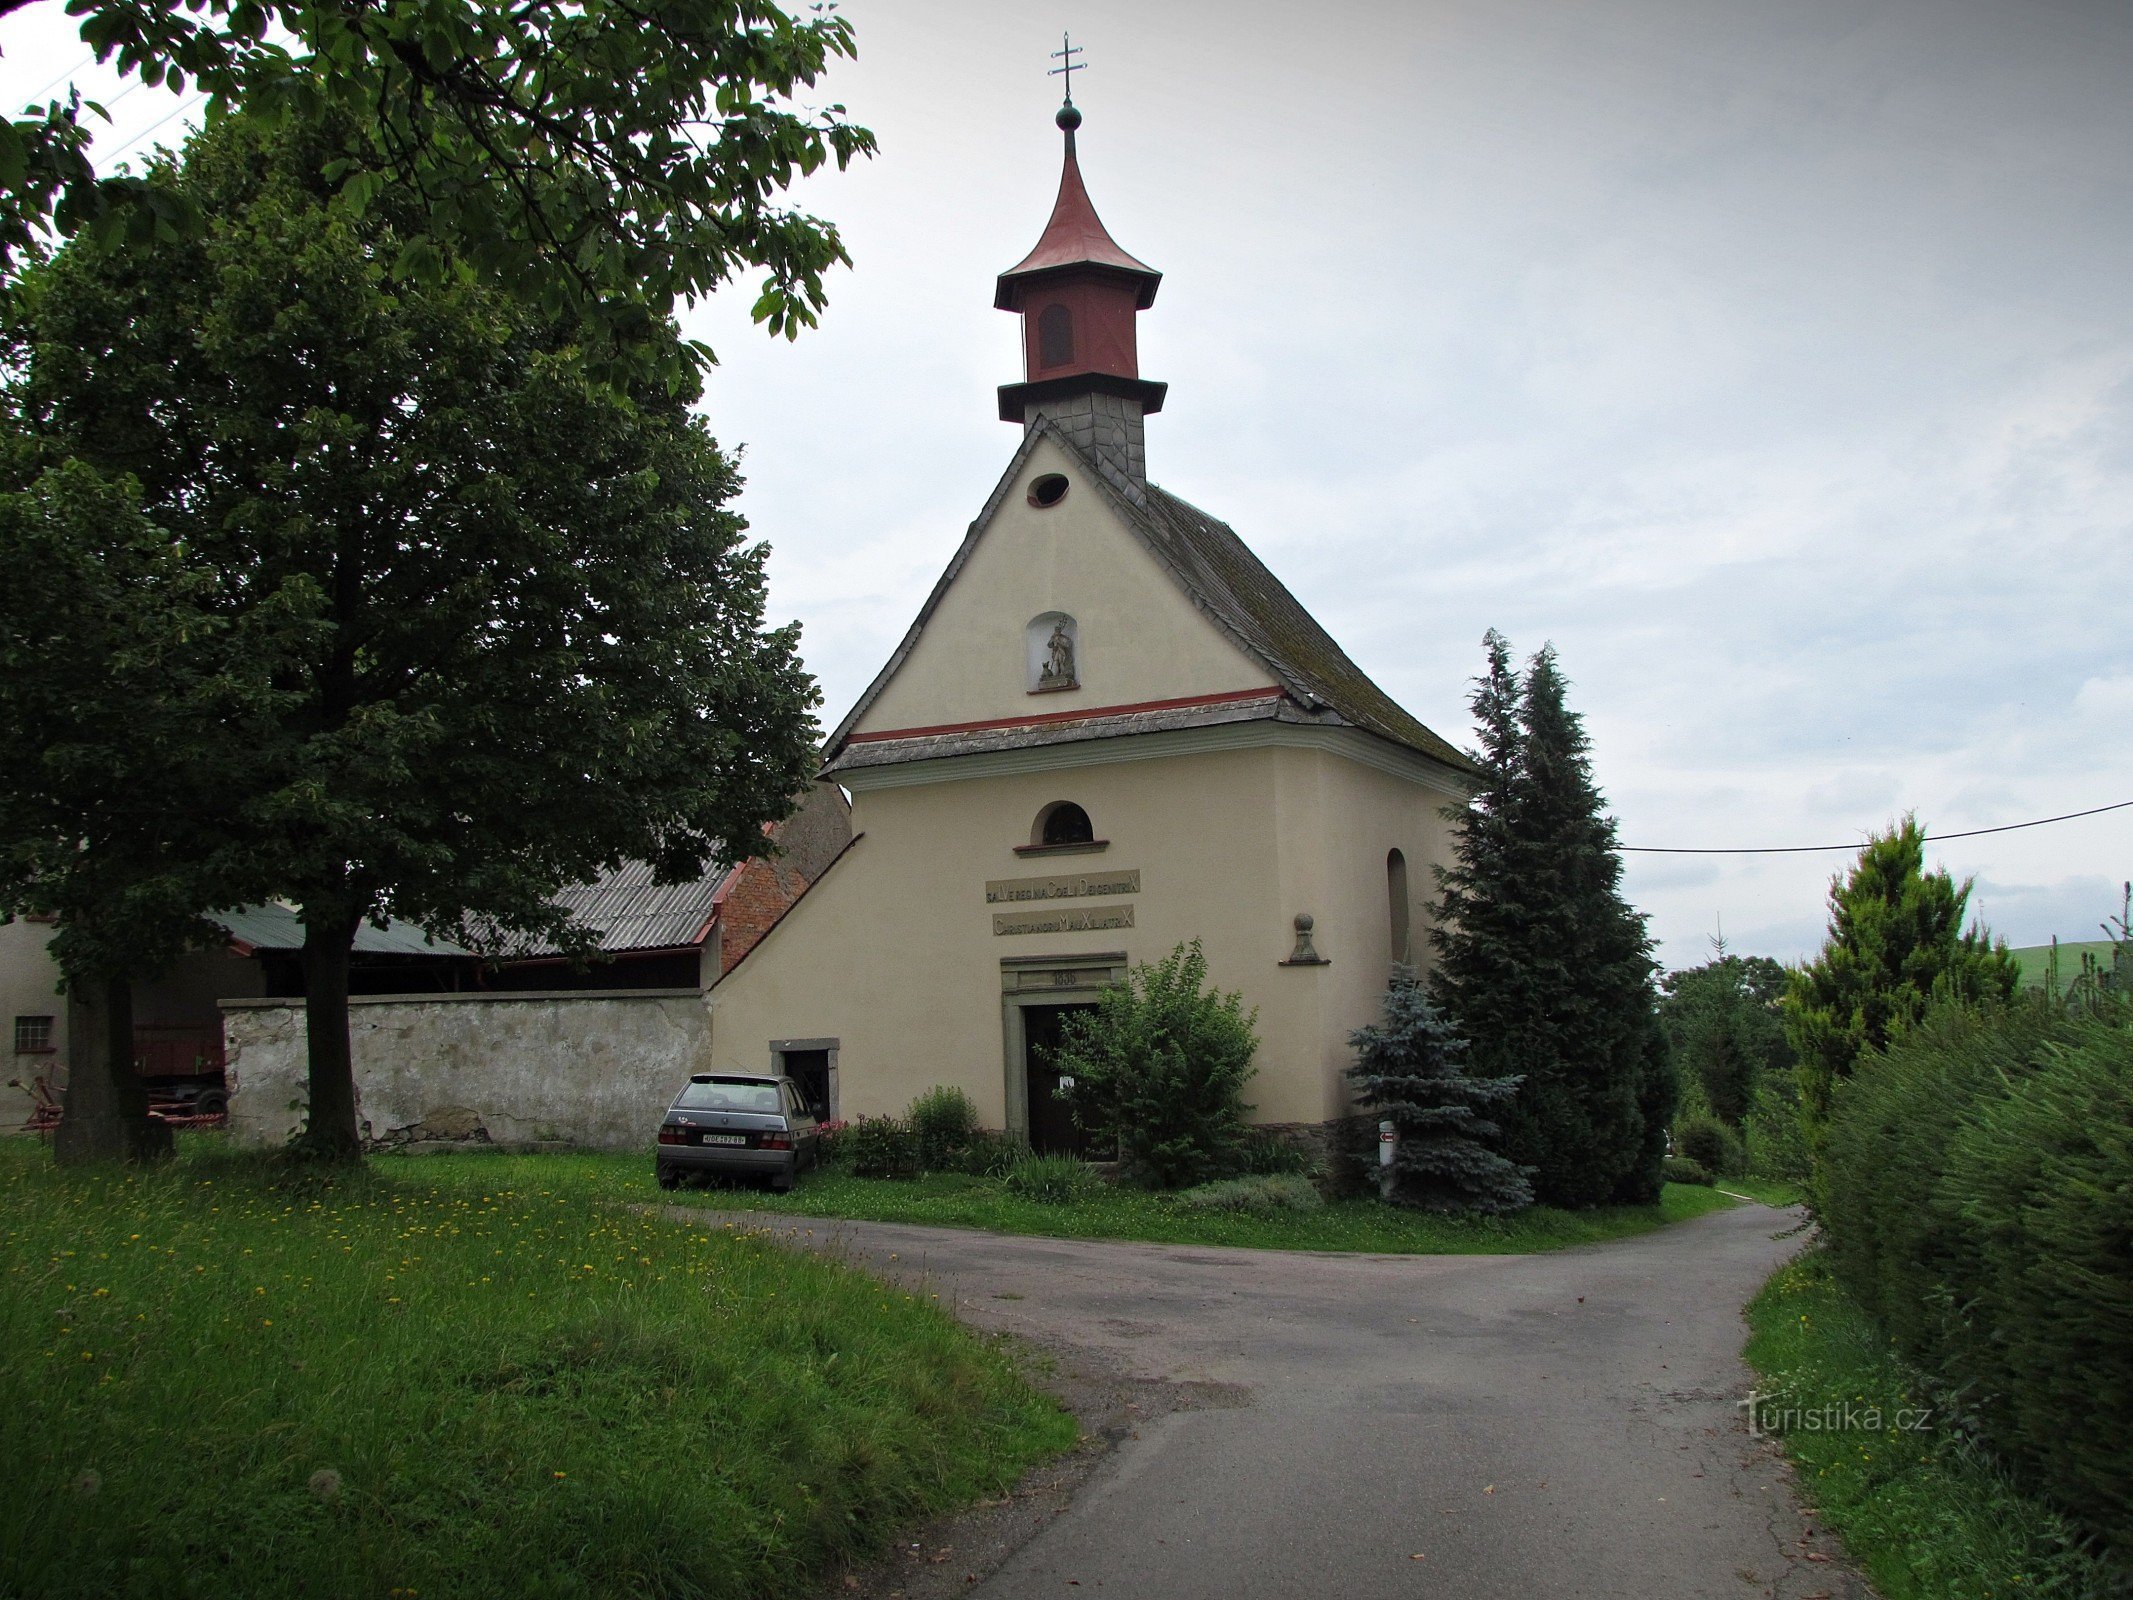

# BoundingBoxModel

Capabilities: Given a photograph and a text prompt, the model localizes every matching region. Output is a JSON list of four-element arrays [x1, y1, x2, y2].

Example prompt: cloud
[[676, 0, 2133, 973]]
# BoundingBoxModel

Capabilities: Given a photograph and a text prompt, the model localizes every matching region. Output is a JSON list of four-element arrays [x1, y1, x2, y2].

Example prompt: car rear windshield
[[675, 1079, 782, 1115]]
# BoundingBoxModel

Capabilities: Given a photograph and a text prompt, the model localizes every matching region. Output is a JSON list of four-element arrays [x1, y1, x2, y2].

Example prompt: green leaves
[[4, 0, 875, 384], [6, 110, 819, 1137], [1658, 954, 1791, 1126], [1056, 941, 1259, 1191], [1820, 1004, 2133, 1559], [0, 458, 295, 982]]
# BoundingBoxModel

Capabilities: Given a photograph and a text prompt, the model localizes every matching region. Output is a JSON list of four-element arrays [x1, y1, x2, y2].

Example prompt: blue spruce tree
[[1348, 968, 1534, 1214]]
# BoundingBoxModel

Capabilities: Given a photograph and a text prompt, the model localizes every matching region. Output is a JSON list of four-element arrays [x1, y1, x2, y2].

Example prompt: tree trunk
[[294, 908, 365, 1162], [53, 972, 174, 1166]]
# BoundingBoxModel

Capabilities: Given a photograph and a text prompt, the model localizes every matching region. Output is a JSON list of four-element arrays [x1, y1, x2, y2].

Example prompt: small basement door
[[777, 1049, 832, 1122]]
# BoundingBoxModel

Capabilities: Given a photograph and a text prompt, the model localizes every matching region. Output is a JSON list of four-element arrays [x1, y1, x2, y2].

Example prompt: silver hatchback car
[[655, 1073, 822, 1192]]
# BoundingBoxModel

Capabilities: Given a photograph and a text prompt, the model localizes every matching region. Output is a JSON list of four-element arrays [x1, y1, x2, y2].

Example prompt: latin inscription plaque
[[992, 906, 1136, 937], [985, 868, 1140, 905]]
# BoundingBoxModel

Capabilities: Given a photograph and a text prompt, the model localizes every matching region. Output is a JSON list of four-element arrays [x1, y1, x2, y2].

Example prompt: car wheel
[[656, 1163, 681, 1191]]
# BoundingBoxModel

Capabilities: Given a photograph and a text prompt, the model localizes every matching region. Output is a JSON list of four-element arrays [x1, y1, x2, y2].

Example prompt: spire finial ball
[[1055, 102, 1082, 132]]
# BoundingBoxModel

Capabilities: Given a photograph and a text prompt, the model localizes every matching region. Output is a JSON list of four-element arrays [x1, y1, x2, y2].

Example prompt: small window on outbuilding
[[13, 1015, 55, 1053], [1038, 302, 1075, 368], [1035, 802, 1095, 848]]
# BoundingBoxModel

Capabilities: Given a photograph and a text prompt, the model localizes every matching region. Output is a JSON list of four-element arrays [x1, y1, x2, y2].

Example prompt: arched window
[[1035, 802, 1095, 848], [1038, 303, 1075, 368], [1026, 612, 1078, 693], [1387, 848, 1411, 966]]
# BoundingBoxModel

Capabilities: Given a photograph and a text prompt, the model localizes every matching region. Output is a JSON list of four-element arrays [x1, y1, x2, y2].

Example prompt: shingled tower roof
[[994, 116, 1161, 307]]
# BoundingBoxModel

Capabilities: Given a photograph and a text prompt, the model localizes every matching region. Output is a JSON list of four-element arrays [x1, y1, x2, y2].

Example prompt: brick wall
[[716, 856, 811, 977]]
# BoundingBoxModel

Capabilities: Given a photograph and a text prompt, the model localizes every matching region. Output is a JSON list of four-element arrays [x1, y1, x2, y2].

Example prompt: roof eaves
[[823, 697, 1323, 773]]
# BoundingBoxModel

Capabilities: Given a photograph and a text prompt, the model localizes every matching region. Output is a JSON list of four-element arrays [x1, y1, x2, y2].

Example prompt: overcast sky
[[7, 0, 2130, 969]]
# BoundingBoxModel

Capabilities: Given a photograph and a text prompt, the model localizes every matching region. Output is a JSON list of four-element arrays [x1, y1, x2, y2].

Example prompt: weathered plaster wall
[[851, 436, 1275, 737], [774, 782, 855, 881], [706, 733, 1466, 1133], [222, 989, 710, 1150], [1273, 742, 1468, 1124]]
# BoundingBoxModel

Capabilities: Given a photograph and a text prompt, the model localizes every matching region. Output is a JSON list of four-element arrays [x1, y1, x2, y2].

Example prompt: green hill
[[2008, 941, 2124, 990]]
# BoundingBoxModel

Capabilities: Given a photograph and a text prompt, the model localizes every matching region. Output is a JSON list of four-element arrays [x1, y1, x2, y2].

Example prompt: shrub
[[1054, 940, 1257, 1190], [1660, 1155, 1713, 1187], [1821, 1001, 2133, 1557], [1175, 1174, 1323, 1215], [957, 1128, 1027, 1179], [1237, 1128, 1313, 1177], [832, 1115, 919, 1180], [1672, 1112, 1744, 1177], [1003, 1154, 1095, 1205], [1742, 1069, 1812, 1180], [907, 1085, 982, 1172]]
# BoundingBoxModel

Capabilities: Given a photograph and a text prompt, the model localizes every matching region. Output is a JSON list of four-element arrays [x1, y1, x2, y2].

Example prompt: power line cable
[[100, 90, 206, 164], [21, 51, 97, 106], [1622, 798, 2133, 856]]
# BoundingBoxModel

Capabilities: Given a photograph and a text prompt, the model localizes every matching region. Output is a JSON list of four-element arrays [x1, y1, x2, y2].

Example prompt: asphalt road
[[707, 1203, 1863, 1600]]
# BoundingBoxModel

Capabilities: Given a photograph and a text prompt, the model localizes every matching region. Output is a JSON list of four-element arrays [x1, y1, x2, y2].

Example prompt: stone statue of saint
[[1040, 620, 1077, 687]]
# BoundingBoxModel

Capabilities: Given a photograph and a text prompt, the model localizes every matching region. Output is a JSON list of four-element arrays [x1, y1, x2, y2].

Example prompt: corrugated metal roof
[[214, 859, 737, 964], [215, 904, 471, 957], [525, 859, 738, 956]]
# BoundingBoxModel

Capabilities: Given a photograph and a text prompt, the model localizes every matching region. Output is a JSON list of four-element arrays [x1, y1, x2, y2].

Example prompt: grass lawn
[[0, 1138, 1075, 1600], [656, 1165, 1738, 1254], [362, 1149, 1736, 1254], [1744, 1251, 2122, 1600], [1716, 1173, 1806, 1208]]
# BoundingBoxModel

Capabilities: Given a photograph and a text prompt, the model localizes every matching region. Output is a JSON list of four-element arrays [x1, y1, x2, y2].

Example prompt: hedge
[[1820, 1002, 2133, 1558]]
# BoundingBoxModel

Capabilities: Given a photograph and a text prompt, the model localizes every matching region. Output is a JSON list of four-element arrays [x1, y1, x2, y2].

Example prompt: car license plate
[[699, 1133, 747, 1146]]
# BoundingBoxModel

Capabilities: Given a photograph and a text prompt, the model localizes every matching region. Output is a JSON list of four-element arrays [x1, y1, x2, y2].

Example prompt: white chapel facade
[[707, 100, 1478, 1149]]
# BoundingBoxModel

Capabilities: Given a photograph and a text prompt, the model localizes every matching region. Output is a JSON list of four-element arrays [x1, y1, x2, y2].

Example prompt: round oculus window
[[1027, 473, 1070, 508]]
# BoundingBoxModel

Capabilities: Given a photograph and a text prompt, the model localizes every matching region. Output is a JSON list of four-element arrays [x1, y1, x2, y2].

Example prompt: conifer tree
[[1784, 817, 2020, 1155], [1658, 951, 1792, 1126], [1348, 968, 1533, 1214], [1429, 634, 1672, 1207]]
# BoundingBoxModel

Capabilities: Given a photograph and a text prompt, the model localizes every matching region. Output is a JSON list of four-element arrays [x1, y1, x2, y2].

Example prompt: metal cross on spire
[[1048, 32, 1085, 104]]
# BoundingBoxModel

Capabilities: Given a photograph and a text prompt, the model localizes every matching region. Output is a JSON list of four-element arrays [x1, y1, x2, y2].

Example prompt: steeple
[[996, 89, 1166, 482]]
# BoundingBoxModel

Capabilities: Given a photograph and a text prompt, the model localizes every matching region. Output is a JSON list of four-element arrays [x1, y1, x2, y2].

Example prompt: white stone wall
[[222, 989, 711, 1151]]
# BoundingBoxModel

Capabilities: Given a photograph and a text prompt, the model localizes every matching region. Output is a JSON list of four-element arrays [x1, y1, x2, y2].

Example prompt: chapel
[[706, 97, 1477, 1152]]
